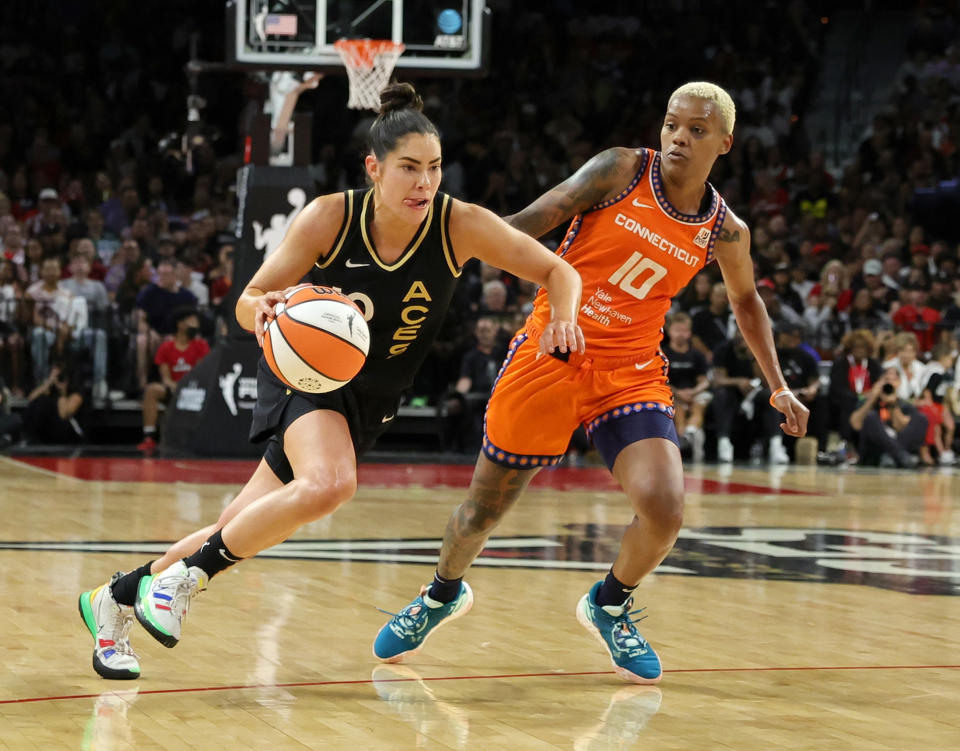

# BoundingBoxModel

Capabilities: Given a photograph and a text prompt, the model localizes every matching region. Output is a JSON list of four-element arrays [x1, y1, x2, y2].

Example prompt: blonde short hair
[[668, 82, 736, 135], [892, 331, 919, 353]]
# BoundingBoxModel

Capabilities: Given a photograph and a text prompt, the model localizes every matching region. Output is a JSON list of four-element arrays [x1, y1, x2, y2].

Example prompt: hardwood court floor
[[0, 455, 957, 750]]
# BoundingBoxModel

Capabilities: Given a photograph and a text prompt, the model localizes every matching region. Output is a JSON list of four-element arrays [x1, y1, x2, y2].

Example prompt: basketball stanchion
[[334, 39, 405, 111]]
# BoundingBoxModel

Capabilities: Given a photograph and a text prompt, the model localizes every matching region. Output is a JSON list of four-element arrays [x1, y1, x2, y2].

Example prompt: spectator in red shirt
[[137, 307, 210, 453], [207, 243, 234, 307], [807, 259, 854, 310], [749, 171, 790, 219], [2, 223, 25, 264], [891, 279, 942, 353]]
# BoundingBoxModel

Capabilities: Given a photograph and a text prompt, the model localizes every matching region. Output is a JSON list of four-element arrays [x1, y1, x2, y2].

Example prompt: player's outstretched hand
[[773, 391, 809, 437], [254, 290, 289, 347], [539, 320, 585, 356]]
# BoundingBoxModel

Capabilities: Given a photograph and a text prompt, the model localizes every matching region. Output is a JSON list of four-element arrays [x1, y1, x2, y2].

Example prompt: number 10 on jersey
[[608, 252, 668, 300]]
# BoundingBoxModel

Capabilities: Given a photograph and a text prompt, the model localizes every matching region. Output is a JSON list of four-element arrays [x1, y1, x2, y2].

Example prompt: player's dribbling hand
[[538, 320, 585, 356], [253, 290, 289, 347], [773, 391, 810, 437]]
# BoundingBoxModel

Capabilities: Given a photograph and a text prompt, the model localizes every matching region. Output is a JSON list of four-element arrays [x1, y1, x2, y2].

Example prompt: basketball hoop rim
[[334, 38, 405, 69], [334, 38, 406, 111]]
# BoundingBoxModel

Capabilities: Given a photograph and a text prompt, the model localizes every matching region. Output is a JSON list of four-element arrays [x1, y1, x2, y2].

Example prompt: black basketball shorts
[[250, 358, 401, 483]]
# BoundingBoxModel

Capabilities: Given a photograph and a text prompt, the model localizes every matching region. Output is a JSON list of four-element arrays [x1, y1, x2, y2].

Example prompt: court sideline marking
[[3, 664, 958, 706], [0, 455, 85, 483]]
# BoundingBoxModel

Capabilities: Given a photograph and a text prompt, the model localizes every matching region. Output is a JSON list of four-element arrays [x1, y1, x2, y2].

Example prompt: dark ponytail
[[366, 82, 440, 159]]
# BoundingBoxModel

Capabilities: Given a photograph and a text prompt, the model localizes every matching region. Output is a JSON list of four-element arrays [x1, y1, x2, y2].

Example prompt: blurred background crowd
[[0, 0, 958, 467]]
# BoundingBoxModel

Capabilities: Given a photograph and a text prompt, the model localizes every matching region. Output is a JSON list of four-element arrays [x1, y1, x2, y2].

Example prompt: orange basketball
[[262, 285, 370, 393]]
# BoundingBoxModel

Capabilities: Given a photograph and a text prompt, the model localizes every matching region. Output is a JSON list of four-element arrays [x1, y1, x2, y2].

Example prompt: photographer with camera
[[827, 329, 884, 463], [22, 359, 86, 444], [849, 366, 928, 468]]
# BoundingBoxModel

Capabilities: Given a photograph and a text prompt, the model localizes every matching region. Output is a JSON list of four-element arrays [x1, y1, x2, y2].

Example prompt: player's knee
[[656, 494, 685, 538], [294, 471, 357, 518], [627, 480, 684, 537]]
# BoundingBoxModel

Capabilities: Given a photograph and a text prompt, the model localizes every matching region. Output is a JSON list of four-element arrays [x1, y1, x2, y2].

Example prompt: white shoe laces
[[377, 586, 434, 638], [601, 598, 650, 657], [176, 577, 202, 620], [173, 580, 194, 622], [156, 569, 204, 622], [110, 608, 139, 659]]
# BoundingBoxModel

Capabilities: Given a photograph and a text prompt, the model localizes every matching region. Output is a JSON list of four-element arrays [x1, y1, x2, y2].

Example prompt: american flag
[[265, 14, 298, 36]]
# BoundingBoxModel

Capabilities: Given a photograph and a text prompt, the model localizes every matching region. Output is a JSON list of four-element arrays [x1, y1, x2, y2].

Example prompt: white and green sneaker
[[373, 582, 473, 663], [78, 573, 141, 680], [134, 560, 208, 648]]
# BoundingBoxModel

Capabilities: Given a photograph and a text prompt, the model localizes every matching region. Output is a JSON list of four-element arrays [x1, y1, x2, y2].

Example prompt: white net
[[334, 39, 405, 111]]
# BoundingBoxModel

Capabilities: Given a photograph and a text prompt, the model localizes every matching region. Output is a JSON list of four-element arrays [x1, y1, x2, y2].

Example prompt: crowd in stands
[[653, 4, 960, 467], [0, 3, 958, 467]]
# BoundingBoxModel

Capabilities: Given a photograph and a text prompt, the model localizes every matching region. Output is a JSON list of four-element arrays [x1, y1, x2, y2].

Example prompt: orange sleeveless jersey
[[528, 148, 727, 365]]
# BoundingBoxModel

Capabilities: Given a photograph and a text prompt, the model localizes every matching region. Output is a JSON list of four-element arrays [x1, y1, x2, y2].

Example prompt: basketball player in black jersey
[[77, 82, 585, 679]]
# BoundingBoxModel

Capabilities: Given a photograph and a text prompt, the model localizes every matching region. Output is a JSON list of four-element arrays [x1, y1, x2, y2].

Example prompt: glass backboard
[[227, 0, 490, 74]]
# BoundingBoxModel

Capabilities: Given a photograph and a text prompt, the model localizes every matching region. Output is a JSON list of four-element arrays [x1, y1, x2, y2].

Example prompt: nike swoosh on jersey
[[632, 198, 655, 209], [381, 414, 395, 423], [345, 259, 370, 268], [634, 359, 653, 370]]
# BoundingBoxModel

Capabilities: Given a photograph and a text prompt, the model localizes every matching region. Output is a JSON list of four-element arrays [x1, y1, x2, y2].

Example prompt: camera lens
[[881, 383, 895, 395]]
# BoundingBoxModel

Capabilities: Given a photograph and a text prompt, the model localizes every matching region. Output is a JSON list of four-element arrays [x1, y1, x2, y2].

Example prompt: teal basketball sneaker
[[576, 581, 662, 684], [373, 582, 473, 663]]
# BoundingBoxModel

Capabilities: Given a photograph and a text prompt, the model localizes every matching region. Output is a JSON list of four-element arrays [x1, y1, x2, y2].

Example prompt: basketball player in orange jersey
[[77, 82, 584, 680], [375, 82, 810, 683]]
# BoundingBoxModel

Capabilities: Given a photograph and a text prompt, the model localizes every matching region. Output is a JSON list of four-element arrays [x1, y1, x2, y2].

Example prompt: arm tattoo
[[718, 228, 740, 243], [563, 149, 624, 210], [505, 190, 577, 238], [506, 149, 627, 238]]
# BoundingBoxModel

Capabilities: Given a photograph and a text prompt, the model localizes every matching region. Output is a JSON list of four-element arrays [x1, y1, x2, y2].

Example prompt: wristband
[[769, 387, 791, 407]]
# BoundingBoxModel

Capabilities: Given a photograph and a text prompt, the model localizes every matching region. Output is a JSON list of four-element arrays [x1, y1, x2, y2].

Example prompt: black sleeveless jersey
[[308, 188, 462, 394]]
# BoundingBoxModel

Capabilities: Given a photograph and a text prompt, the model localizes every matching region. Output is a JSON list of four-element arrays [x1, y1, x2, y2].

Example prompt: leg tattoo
[[437, 459, 538, 578]]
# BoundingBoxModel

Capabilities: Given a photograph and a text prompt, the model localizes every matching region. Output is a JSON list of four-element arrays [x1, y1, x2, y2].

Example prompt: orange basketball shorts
[[482, 331, 677, 470]]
